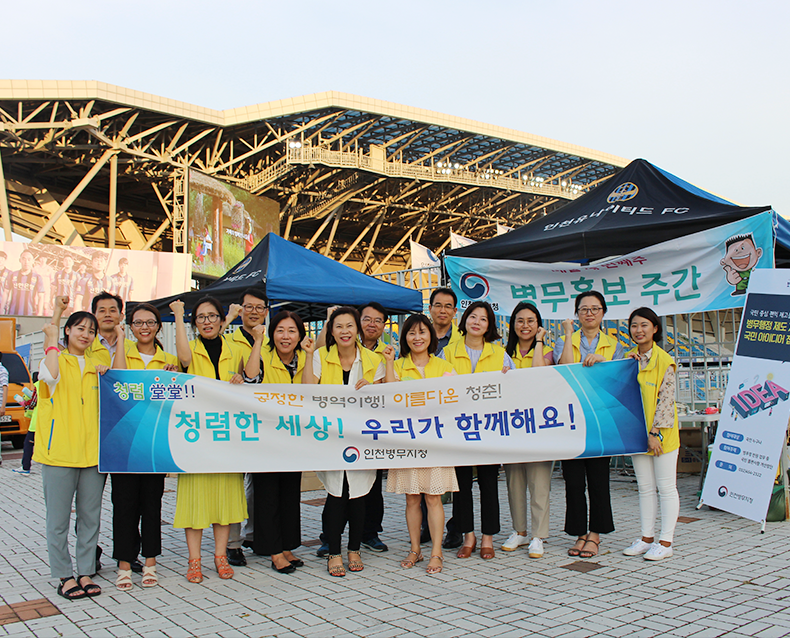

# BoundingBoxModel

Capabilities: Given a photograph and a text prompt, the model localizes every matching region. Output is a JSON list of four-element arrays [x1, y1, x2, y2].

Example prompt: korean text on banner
[[99, 359, 648, 473], [701, 269, 790, 522], [445, 211, 774, 319]]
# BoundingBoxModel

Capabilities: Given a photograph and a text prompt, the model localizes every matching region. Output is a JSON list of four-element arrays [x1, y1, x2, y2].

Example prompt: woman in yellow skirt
[[170, 297, 247, 583], [383, 314, 458, 575]]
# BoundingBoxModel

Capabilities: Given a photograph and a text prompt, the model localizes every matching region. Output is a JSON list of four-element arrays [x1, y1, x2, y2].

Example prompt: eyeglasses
[[515, 318, 538, 326], [361, 317, 385, 325], [578, 307, 603, 315], [195, 313, 221, 323], [243, 304, 267, 313], [131, 320, 158, 328], [431, 303, 456, 310]]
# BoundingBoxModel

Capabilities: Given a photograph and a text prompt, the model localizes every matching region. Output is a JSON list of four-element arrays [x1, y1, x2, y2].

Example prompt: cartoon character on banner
[[720, 232, 763, 296]]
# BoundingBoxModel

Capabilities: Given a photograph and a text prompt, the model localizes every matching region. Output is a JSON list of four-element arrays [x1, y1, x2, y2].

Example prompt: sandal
[[579, 539, 600, 559], [400, 550, 424, 569], [327, 554, 345, 577], [347, 551, 364, 572], [214, 554, 234, 579], [57, 577, 86, 601], [186, 558, 203, 583], [141, 565, 158, 588], [77, 575, 101, 597], [568, 536, 587, 557], [115, 569, 133, 592], [426, 555, 443, 575]]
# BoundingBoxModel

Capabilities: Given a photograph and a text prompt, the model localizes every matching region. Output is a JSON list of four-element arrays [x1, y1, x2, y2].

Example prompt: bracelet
[[45, 346, 59, 355], [536, 340, 544, 344]]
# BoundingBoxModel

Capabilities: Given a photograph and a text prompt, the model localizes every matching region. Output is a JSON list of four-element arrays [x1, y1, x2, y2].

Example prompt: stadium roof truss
[[0, 81, 628, 272]]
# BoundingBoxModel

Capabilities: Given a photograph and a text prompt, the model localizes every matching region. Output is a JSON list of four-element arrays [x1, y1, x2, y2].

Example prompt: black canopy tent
[[448, 159, 781, 265], [139, 233, 423, 322]]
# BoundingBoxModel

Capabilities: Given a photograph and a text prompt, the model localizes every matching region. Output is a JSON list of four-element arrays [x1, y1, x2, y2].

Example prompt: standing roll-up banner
[[701, 269, 790, 525]]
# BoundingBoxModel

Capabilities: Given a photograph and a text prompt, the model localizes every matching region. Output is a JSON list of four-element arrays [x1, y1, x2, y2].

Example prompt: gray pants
[[42, 464, 106, 578], [228, 474, 254, 549], [504, 461, 552, 539]]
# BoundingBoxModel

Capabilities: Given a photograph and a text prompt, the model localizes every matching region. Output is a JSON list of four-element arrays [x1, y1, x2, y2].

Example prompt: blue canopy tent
[[143, 233, 423, 322]]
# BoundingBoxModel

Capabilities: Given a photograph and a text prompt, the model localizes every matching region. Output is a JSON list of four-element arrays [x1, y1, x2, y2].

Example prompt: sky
[[3, 0, 789, 217]]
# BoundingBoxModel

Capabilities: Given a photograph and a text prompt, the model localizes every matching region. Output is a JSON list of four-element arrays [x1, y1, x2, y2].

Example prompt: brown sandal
[[426, 555, 443, 574], [327, 554, 345, 577], [568, 536, 587, 557], [186, 558, 203, 583], [214, 554, 234, 579], [347, 551, 364, 572], [579, 539, 600, 559], [401, 550, 424, 568]]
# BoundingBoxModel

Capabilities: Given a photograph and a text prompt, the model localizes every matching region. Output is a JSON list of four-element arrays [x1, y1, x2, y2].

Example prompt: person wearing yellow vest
[[557, 290, 624, 559], [245, 311, 307, 574], [501, 302, 554, 559], [36, 312, 109, 600], [621, 307, 679, 562], [84, 291, 135, 367], [302, 306, 390, 577], [442, 301, 515, 561], [170, 297, 247, 584], [221, 288, 269, 568], [111, 303, 178, 592], [383, 313, 458, 575], [429, 287, 464, 358]]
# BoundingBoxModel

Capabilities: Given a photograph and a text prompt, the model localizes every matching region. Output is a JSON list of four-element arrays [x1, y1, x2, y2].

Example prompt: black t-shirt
[[201, 336, 223, 380], [342, 370, 350, 386]]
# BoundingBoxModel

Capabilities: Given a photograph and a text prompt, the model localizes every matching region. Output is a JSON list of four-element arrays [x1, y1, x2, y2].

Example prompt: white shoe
[[623, 539, 652, 556], [527, 537, 544, 558], [501, 532, 530, 551], [644, 543, 673, 561]]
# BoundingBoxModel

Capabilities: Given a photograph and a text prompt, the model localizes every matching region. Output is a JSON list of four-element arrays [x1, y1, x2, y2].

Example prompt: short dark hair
[[91, 291, 123, 314], [268, 310, 306, 352], [505, 302, 543, 357], [430, 287, 457, 307], [458, 301, 500, 342], [574, 290, 607, 315], [358, 301, 387, 318], [190, 296, 226, 328], [326, 306, 362, 349], [118, 257, 129, 265], [628, 307, 663, 344], [129, 302, 165, 351], [63, 312, 98, 346], [399, 314, 439, 357], [239, 287, 268, 306]]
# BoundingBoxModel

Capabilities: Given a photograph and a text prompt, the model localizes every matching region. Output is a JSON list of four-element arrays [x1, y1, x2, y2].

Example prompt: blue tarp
[[144, 233, 423, 322]]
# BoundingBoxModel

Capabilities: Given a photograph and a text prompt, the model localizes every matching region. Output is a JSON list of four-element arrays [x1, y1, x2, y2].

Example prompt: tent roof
[[448, 159, 774, 264], [142, 233, 423, 322]]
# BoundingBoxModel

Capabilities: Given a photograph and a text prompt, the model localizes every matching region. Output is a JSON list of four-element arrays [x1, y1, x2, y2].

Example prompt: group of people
[[24, 283, 680, 600]]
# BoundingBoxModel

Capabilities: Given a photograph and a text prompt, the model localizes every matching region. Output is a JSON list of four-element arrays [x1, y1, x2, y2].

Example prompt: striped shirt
[[5, 270, 44, 316], [77, 274, 110, 310], [110, 273, 134, 303], [54, 269, 81, 299]]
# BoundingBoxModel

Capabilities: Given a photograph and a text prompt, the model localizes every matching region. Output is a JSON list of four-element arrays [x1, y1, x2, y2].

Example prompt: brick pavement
[[1, 446, 789, 638]]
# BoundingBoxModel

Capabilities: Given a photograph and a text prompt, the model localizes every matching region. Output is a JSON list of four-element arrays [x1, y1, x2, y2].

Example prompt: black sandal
[[77, 575, 102, 597], [57, 577, 86, 600]]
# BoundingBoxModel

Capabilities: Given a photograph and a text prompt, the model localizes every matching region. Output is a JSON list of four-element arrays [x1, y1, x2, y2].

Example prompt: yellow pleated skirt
[[173, 473, 247, 529]]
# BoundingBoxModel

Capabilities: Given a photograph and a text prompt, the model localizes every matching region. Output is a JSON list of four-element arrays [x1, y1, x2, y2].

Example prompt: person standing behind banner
[[556, 290, 623, 559], [501, 302, 554, 558], [302, 306, 389, 577], [621, 307, 679, 562], [383, 314, 458, 575], [442, 300, 515, 561], [111, 303, 178, 591], [245, 310, 307, 574], [170, 297, 246, 584], [429, 288, 463, 358], [35, 312, 108, 600]]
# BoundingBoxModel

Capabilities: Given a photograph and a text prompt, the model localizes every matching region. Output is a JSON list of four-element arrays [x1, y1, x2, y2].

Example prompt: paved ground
[[1, 444, 789, 638]]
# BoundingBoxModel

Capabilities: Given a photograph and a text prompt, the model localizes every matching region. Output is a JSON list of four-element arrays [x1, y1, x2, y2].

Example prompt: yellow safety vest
[[228, 327, 269, 365], [443, 340, 507, 375], [395, 354, 456, 380], [318, 345, 380, 385], [33, 353, 101, 467], [123, 342, 178, 370], [187, 337, 243, 381], [512, 344, 554, 369], [569, 330, 619, 363], [86, 336, 135, 367], [263, 347, 306, 384], [627, 345, 679, 455]]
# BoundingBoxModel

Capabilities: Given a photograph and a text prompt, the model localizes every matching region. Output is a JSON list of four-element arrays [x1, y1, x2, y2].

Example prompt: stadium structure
[[0, 80, 628, 274]]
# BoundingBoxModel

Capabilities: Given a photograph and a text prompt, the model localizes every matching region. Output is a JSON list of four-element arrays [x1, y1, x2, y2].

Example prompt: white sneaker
[[501, 532, 530, 551], [623, 539, 652, 556], [644, 543, 673, 561], [527, 537, 544, 558]]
